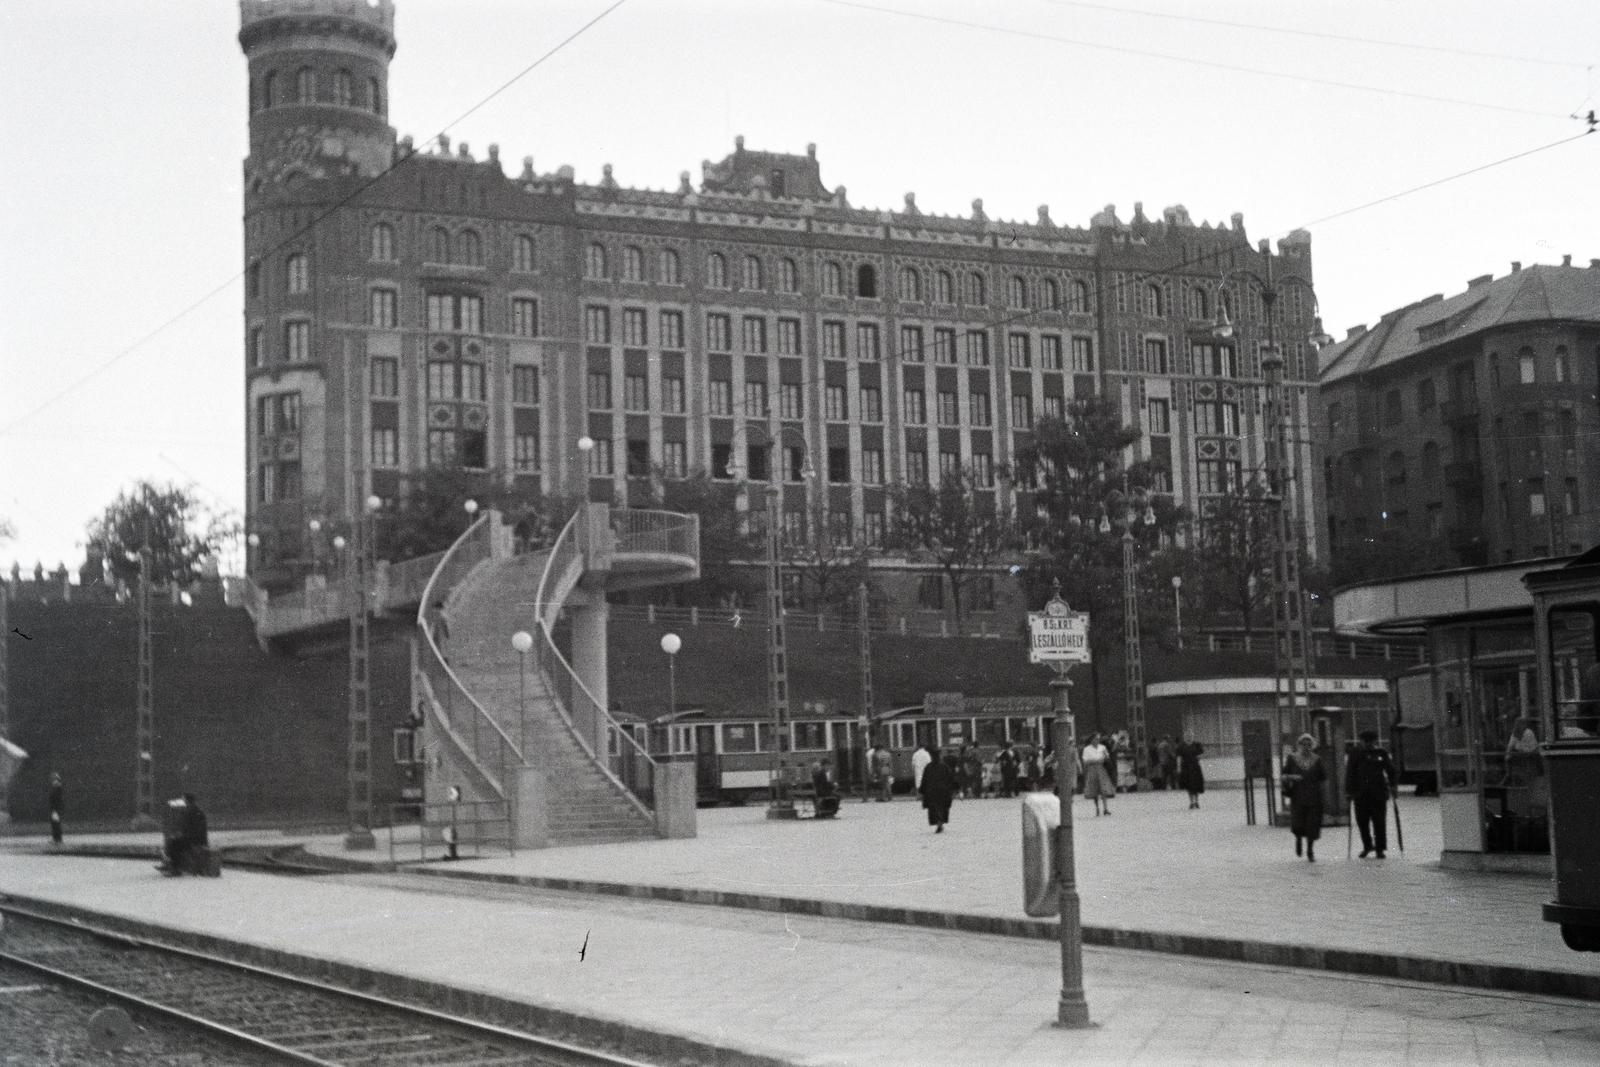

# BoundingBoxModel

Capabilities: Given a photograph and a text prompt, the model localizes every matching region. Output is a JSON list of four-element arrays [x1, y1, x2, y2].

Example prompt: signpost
[[1028, 580, 1092, 1028]]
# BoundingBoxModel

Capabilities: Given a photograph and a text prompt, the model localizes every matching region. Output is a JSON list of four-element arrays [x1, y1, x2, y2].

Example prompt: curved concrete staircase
[[414, 505, 698, 849]]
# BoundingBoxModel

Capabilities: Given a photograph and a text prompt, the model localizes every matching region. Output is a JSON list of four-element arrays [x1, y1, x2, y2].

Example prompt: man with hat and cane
[[1345, 730, 1399, 859]]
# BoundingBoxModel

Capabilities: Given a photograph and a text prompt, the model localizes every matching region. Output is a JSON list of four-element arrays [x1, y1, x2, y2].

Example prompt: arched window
[[285, 254, 308, 294], [1068, 279, 1089, 313], [1421, 441, 1441, 482], [822, 261, 843, 297], [1040, 278, 1060, 311], [457, 230, 482, 266], [659, 248, 681, 285], [261, 71, 277, 109], [429, 227, 451, 264], [623, 246, 645, 282], [333, 70, 352, 106], [777, 257, 797, 294], [585, 243, 608, 280], [965, 272, 986, 306], [368, 77, 383, 115], [296, 67, 316, 104], [1145, 284, 1164, 318], [898, 267, 921, 302], [371, 223, 395, 261], [742, 254, 763, 291], [1518, 346, 1537, 384], [1007, 275, 1029, 309], [1556, 345, 1570, 383], [933, 271, 954, 305], [706, 252, 727, 288], [513, 234, 535, 273], [1188, 288, 1209, 319], [857, 264, 877, 298]]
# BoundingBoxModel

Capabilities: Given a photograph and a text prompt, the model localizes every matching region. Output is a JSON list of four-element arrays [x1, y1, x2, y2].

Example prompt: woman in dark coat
[[1281, 733, 1326, 862], [919, 751, 959, 832], [1176, 737, 1206, 809]]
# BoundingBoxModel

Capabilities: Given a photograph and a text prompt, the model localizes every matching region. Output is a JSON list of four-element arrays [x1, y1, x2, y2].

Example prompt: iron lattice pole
[[345, 505, 376, 849], [133, 546, 157, 829], [858, 580, 873, 796], [1258, 259, 1316, 778], [764, 484, 795, 818], [1122, 530, 1149, 788]]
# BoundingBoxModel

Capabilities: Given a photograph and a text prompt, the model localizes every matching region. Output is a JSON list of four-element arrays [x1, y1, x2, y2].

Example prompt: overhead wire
[[0, 0, 631, 438]]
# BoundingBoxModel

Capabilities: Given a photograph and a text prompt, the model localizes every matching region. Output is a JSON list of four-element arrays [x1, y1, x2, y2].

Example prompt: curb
[[0, 893, 796, 1067], [408, 867, 1600, 1003]]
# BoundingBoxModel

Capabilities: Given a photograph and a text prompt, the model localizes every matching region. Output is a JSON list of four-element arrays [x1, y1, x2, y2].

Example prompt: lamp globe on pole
[[661, 632, 681, 720]]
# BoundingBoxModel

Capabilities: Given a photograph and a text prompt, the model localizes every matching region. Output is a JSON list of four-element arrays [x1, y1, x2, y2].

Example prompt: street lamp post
[[512, 630, 533, 753], [1172, 575, 1183, 650], [1101, 487, 1156, 791], [660, 632, 681, 719]]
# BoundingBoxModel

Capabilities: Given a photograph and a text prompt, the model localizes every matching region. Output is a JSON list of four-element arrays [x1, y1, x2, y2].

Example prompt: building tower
[[239, 1, 397, 587]]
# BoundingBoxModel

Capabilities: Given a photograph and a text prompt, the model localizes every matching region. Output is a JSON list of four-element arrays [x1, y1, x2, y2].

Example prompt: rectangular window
[[512, 364, 539, 405], [972, 452, 994, 487], [285, 320, 309, 362], [825, 384, 847, 421], [627, 440, 650, 477], [745, 444, 769, 482], [784, 446, 806, 483], [369, 288, 397, 329], [587, 438, 614, 476], [860, 386, 883, 423], [933, 328, 957, 365], [455, 363, 484, 402], [710, 379, 733, 416], [906, 449, 928, 483], [662, 440, 687, 479], [1192, 343, 1235, 377], [660, 310, 684, 349], [742, 316, 767, 353], [903, 389, 926, 425], [1042, 395, 1064, 420], [918, 574, 944, 611], [371, 427, 398, 468], [1147, 397, 1170, 435], [1070, 336, 1093, 372], [427, 429, 458, 467], [1520, 353, 1537, 384], [706, 313, 731, 352], [427, 294, 482, 333], [370, 357, 399, 398], [901, 326, 924, 363], [622, 307, 647, 346], [1145, 338, 1169, 374], [513, 433, 540, 472], [249, 326, 265, 367], [584, 305, 611, 344], [1039, 335, 1063, 371], [276, 394, 301, 432], [662, 376, 685, 414], [624, 373, 649, 411], [257, 464, 277, 503], [937, 391, 959, 426], [744, 380, 768, 417], [857, 323, 880, 361], [1008, 333, 1031, 369], [1011, 393, 1033, 429], [1196, 459, 1241, 494], [939, 450, 960, 479], [864, 510, 885, 548], [587, 370, 611, 409], [780, 382, 803, 420], [427, 362, 456, 400], [822, 321, 846, 359], [862, 448, 885, 484], [1193, 401, 1238, 436], [828, 446, 850, 483], [511, 297, 539, 337], [968, 392, 992, 427], [776, 318, 801, 355], [964, 330, 990, 366]]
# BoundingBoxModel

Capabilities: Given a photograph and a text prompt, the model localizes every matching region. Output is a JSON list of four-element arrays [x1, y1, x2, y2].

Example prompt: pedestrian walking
[[961, 746, 984, 799], [1113, 732, 1134, 793], [1281, 734, 1326, 862], [1177, 737, 1206, 809], [872, 745, 894, 801], [911, 744, 934, 791], [998, 744, 1019, 798], [1158, 736, 1178, 791], [48, 772, 64, 845], [919, 749, 959, 833], [1081, 734, 1114, 815], [1345, 730, 1399, 858]]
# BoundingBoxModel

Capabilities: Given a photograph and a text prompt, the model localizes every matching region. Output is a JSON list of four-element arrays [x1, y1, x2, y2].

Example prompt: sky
[[1, 0, 1596, 575]]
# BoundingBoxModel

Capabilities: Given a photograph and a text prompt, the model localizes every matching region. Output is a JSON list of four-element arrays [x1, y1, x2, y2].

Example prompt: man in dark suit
[[1345, 731, 1399, 858]]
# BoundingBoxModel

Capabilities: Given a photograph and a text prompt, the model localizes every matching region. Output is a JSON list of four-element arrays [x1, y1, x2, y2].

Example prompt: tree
[[780, 494, 877, 615], [887, 465, 1017, 625], [371, 466, 566, 563], [85, 481, 222, 586], [658, 471, 761, 607], [1191, 479, 1277, 634]]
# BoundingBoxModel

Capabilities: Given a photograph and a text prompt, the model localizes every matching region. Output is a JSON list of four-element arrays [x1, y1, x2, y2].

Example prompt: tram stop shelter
[[1335, 555, 1579, 873]]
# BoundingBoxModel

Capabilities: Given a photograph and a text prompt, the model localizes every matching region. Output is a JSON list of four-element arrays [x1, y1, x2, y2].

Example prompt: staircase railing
[[416, 515, 526, 801], [534, 511, 657, 814]]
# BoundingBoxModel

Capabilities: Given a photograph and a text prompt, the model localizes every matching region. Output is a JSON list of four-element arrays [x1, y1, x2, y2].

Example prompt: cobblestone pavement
[[1, 856, 1597, 1067]]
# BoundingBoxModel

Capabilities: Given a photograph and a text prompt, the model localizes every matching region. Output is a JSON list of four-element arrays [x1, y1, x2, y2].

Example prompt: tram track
[[0, 903, 667, 1067]]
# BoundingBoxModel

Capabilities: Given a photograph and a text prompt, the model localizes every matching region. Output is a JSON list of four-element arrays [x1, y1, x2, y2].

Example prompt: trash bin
[[1542, 739, 1600, 951]]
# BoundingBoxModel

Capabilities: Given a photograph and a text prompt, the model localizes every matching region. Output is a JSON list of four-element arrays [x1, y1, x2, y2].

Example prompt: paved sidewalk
[[286, 792, 1594, 987], [2, 855, 1596, 1067]]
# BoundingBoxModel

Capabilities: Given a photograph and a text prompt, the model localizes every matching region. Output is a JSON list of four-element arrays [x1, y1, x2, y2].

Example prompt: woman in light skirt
[[1080, 734, 1115, 815]]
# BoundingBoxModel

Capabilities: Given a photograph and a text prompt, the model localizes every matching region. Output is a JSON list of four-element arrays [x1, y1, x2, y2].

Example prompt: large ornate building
[[1318, 261, 1600, 567], [239, 0, 1325, 608]]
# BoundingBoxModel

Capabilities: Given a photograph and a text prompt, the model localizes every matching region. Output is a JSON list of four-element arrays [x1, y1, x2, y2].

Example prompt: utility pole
[[133, 543, 158, 830], [1122, 528, 1149, 789], [858, 580, 873, 796], [764, 482, 795, 818], [346, 496, 377, 850]]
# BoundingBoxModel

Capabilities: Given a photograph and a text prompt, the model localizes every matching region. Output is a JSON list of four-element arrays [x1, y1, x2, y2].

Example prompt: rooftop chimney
[[1347, 324, 1368, 340], [1591, 259, 1600, 269], [1510, 261, 1521, 272], [1467, 274, 1492, 288], [1562, 254, 1572, 266]]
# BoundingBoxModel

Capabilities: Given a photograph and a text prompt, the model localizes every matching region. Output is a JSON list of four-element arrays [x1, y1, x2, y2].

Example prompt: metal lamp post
[[660, 633, 681, 719], [512, 630, 533, 753], [1102, 487, 1156, 791], [1172, 575, 1184, 650]]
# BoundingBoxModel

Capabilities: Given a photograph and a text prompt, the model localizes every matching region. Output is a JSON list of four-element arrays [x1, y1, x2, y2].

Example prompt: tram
[[610, 698, 1054, 805]]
